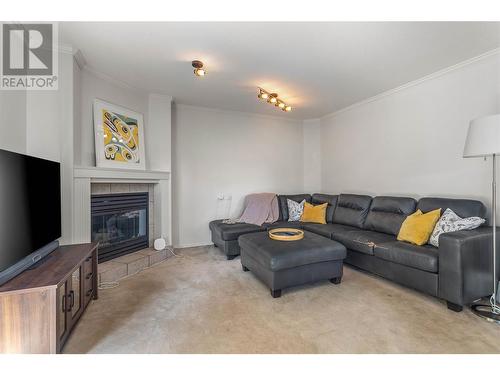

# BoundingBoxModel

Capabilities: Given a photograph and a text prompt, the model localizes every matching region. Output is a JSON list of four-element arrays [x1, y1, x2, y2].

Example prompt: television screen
[[0, 149, 61, 274]]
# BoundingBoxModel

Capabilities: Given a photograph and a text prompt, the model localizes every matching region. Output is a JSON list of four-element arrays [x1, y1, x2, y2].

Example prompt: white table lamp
[[464, 113, 500, 322]]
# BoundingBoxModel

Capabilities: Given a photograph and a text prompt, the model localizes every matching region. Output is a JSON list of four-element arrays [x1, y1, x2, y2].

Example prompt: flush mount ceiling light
[[257, 88, 292, 112], [192, 60, 206, 77]]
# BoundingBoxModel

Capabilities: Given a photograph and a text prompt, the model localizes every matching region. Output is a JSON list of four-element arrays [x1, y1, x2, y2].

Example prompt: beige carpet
[[63, 245, 500, 354]]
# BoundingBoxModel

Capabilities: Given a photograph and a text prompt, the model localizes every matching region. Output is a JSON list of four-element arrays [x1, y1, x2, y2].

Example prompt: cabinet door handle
[[86, 272, 93, 280], [86, 289, 94, 297], [62, 294, 67, 313], [69, 291, 75, 310]]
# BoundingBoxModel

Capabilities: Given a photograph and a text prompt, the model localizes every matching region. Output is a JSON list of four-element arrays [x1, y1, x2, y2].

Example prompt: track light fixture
[[257, 88, 292, 112], [192, 60, 206, 77]]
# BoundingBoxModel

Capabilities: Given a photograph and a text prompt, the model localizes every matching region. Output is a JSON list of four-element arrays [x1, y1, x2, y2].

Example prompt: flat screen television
[[0, 148, 61, 286]]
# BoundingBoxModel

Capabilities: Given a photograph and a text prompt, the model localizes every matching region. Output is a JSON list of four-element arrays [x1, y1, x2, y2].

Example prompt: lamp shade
[[463, 114, 500, 158]]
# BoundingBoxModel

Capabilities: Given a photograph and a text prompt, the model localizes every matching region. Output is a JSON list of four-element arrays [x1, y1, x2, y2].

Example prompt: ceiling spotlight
[[277, 101, 285, 109], [284, 106, 292, 112], [192, 60, 206, 77], [258, 88, 269, 100], [268, 94, 278, 104]]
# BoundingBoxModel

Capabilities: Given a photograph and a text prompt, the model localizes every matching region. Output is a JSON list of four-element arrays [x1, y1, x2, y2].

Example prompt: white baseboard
[[174, 242, 213, 249]]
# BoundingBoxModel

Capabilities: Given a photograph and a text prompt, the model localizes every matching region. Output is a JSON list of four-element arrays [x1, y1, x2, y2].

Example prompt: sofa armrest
[[438, 226, 499, 306]]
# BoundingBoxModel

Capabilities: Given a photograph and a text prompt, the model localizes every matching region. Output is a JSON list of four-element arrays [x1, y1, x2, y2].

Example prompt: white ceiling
[[60, 22, 500, 120]]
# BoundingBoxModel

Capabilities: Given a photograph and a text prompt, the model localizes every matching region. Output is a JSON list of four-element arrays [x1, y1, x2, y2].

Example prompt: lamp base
[[471, 303, 500, 324]]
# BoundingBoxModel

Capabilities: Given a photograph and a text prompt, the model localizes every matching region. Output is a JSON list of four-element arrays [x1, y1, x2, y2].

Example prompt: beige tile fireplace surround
[[91, 183, 156, 247], [72, 167, 172, 250], [89, 182, 173, 284]]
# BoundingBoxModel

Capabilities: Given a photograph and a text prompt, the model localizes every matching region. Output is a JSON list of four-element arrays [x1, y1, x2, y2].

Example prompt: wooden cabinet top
[[0, 242, 98, 295]]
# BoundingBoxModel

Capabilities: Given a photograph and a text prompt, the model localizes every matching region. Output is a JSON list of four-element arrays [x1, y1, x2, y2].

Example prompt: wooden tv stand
[[0, 242, 98, 353]]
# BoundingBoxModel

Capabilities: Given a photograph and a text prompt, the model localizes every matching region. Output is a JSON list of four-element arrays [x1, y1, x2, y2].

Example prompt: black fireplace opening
[[91, 192, 149, 263]]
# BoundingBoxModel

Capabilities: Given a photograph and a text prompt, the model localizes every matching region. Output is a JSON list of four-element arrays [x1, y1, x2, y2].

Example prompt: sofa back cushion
[[364, 196, 417, 235], [311, 194, 338, 223], [332, 194, 372, 228], [417, 197, 486, 220], [277, 194, 312, 221]]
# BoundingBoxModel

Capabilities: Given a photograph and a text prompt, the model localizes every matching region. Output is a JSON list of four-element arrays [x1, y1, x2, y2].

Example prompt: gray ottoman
[[239, 231, 347, 297]]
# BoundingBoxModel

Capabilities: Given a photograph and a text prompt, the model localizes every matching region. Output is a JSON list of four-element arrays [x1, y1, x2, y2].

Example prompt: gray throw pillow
[[287, 199, 305, 222], [429, 208, 485, 247]]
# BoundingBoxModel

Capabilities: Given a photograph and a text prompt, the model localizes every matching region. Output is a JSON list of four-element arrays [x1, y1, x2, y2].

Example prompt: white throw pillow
[[429, 208, 485, 247], [287, 199, 305, 222]]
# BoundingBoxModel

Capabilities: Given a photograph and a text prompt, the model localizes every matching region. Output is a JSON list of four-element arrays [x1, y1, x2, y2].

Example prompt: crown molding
[[149, 93, 173, 102], [319, 47, 500, 122], [81, 64, 149, 95], [303, 118, 321, 124], [79, 60, 177, 100], [174, 103, 303, 123]]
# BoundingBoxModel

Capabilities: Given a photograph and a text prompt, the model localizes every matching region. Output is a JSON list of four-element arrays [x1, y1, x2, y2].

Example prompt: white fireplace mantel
[[72, 166, 172, 247], [74, 166, 170, 182]]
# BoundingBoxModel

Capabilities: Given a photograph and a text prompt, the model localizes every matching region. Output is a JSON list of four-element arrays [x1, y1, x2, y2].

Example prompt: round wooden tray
[[268, 228, 304, 241]]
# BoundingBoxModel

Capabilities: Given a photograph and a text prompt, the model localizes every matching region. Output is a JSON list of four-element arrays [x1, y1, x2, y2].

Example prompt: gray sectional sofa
[[210, 193, 499, 312]]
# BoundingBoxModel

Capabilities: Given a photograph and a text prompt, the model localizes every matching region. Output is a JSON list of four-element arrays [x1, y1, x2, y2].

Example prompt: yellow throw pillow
[[397, 208, 441, 246], [300, 202, 328, 224]]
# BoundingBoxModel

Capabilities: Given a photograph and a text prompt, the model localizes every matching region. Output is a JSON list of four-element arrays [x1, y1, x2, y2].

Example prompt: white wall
[[303, 118, 322, 192], [172, 104, 304, 247], [0, 28, 26, 154], [75, 68, 172, 172], [76, 68, 149, 167], [319, 51, 500, 214], [26, 52, 76, 245], [0, 51, 76, 245], [147, 94, 172, 172], [73, 56, 82, 170], [0, 90, 27, 154]]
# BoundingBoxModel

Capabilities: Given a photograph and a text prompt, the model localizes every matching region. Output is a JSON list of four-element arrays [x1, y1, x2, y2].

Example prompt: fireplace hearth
[[91, 192, 149, 263]]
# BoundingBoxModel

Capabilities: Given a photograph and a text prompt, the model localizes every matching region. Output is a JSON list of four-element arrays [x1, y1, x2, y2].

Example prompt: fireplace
[[91, 192, 149, 263]]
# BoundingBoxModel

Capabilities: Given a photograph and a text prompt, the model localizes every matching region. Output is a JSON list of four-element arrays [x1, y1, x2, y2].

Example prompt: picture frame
[[93, 99, 146, 170]]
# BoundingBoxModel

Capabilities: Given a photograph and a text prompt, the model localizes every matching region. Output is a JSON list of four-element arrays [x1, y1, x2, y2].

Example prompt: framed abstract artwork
[[93, 99, 146, 170]]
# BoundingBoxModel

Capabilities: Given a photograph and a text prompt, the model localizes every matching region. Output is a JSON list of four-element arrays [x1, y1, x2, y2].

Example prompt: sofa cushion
[[373, 241, 439, 273], [333, 230, 395, 255], [277, 194, 312, 221], [302, 223, 358, 238], [332, 194, 372, 229], [209, 220, 264, 241], [239, 231, 346, 271], [364, 196, 417, 235], [429, 208, 485, 247], [311, 194, 338, 223], [417, 197, 486, 220], [301, 202, 328, 224], [287, 198, 305, 221], [397, 209, 441, 246], [262, 221, 303, 230]]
